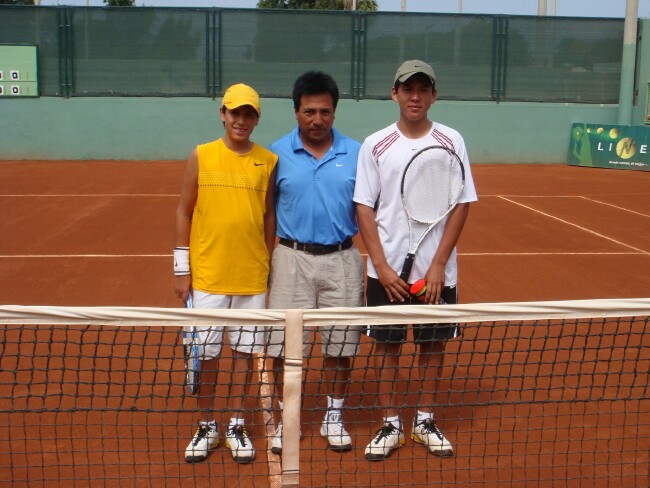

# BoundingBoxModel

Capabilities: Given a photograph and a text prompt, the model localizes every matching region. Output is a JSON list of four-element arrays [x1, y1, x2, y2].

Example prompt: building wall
[[0, 97, 620, 163]]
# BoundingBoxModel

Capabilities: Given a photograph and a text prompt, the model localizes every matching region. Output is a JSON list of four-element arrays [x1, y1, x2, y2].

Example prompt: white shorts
[[192, 289, 267, 359]]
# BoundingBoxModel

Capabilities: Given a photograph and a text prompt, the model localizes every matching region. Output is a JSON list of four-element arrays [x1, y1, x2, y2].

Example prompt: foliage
[[0, 0, 35, 4], [103, 0, 136, 6], [257, 0, 377, 11]]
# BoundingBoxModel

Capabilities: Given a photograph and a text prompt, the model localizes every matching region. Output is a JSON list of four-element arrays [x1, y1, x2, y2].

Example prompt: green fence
[[0, 5, 625, 103]]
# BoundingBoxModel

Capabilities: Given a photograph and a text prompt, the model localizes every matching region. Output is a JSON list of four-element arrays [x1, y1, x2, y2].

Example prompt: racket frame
[[182, 294, 200, 395], [399, 145, 466, 283]]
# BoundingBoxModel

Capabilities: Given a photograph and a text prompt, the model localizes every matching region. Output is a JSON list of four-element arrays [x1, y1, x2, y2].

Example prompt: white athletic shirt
[[353, 122, 478, 285]]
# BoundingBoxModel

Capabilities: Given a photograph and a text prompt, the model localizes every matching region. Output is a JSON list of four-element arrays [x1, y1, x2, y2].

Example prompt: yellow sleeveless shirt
[[190, 139, 278, 295]]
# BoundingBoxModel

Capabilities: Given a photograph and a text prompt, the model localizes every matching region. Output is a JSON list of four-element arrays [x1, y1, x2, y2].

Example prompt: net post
[[281, 308, 303, 487]]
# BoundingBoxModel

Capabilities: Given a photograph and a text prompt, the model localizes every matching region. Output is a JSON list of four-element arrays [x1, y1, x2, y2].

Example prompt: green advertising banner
[[567, 123, 649, 171]]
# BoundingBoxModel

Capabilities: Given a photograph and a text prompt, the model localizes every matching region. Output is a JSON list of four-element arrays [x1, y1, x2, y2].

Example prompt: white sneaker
[[364, 422, 404, 461], [270, 421, 302, 455], [320, 411, 352, 452], [225, 425, 255, 464], [185, 423, 219, 463], [271, 423, 283, 454], [411, 419, 453, 457]]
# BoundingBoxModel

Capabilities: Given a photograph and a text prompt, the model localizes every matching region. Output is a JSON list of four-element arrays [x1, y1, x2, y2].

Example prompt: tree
[[103, 0, 135, 6], [0, 0, 35, 5], [342, 0, 377, 10], [256, 0, 377, 11]]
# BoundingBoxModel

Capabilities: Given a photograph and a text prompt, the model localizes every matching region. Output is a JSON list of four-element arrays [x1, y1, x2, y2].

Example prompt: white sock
[[328, 396, 345, 409], [416, 410, 433, 424], [326, 396, 344, 419], [199, 419, 217, 430], [384, 415, 401, 430], [229, 417, 245, 427]]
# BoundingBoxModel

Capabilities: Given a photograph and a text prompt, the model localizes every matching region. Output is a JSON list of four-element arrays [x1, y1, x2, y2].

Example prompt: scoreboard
[[0, 45, 38, 97]]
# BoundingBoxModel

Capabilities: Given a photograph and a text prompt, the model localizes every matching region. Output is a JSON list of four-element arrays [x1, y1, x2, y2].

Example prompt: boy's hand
[[424, 263, 446, 304], [376, 264, 410, 303], [175, 275, 192, 302]]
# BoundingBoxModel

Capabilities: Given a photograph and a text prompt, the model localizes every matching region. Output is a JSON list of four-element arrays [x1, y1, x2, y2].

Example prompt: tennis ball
[[596, 127, 604, 134], [609, 128, 619, 139], [410, 279, 427, 302], [616, 137, 636, 159]]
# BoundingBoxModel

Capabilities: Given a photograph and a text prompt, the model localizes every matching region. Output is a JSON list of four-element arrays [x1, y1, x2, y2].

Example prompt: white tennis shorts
[[192, 289, 267, 359]]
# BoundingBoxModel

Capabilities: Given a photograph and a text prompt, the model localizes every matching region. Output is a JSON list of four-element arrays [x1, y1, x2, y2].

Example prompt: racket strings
[[402, 148, 464, 224]]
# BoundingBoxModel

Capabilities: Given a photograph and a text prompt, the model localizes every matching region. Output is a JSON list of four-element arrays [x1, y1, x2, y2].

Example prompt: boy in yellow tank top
[[173, 84, 278, 464]]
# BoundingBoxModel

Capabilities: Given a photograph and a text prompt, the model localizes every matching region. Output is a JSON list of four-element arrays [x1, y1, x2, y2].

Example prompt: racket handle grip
[[399, 254, 415, 283]]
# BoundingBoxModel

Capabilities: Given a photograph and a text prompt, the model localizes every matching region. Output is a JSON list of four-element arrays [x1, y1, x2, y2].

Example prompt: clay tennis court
[[0, 161, 648, 487]]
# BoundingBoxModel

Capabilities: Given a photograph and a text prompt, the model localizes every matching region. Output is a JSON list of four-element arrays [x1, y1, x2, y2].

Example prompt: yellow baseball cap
[[221, 83, 261, 116]]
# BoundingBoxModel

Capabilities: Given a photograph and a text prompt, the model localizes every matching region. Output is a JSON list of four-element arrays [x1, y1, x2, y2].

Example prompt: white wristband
[[173, 247, 190, 276]]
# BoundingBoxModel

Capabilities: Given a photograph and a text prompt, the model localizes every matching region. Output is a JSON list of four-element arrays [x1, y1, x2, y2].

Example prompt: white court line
[[257, 356, 282, 487], [479, 194, 647, 198], [480, 194, 577, 198], [1, 251, 646, 259], [499, 196, 649, 255], [579, 196, 650, 218], [461, 252, 644, 256], [0, 254, 169, 258], [0, 194, 179, 197], [9, 193, 527, 198]]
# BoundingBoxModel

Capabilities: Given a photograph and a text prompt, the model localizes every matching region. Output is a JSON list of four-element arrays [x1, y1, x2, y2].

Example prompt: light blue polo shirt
[[270, 127, 360, 245]]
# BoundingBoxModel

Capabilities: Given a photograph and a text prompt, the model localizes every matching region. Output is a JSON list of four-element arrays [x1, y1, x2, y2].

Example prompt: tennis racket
[[399, 145, 465, 283], [182, 294, 200, 395]]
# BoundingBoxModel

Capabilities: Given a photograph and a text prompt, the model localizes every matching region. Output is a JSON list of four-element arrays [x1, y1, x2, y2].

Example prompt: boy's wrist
[[173, 247, 190, 275]]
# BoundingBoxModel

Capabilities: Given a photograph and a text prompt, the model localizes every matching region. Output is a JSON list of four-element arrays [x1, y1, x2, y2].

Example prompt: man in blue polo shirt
[[266, 71, 364, 455]]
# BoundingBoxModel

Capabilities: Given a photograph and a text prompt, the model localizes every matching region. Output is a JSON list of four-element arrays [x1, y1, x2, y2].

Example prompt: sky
[[37, 0, 650, 19]]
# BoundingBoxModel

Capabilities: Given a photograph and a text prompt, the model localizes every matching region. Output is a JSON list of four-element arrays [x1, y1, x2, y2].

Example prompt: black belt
[[279, 237, 353, 255]]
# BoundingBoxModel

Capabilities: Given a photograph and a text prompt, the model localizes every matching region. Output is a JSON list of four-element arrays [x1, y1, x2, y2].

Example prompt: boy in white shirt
[[353, 60, 478, 461]]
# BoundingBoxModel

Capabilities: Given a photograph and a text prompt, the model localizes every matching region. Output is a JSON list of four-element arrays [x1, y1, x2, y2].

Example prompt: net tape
[[2, 298, 649, 327]]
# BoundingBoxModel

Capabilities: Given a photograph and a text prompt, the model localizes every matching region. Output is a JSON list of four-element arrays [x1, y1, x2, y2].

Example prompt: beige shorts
[[192, 289, 267, 359], [266, 244, 364, 358]]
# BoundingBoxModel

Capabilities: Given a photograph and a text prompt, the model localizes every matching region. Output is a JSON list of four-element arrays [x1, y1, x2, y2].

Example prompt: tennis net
[[0, 299, 648, 487]]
